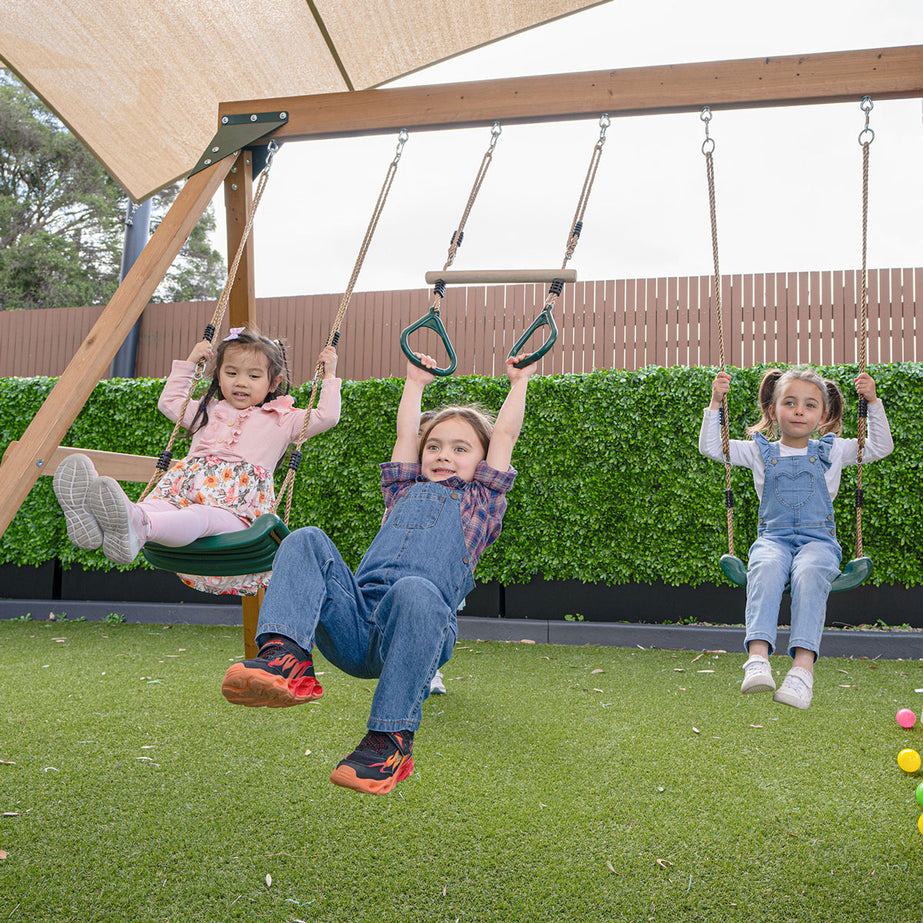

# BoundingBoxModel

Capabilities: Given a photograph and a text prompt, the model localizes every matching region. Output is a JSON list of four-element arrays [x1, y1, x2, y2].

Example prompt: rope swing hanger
[[703, 102, 874, 594], [142, 129, 410, 578]]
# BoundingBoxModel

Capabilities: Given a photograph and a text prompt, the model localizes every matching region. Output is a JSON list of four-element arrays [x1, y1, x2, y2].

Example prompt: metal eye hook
[[393, 129, 409, 164], [701, 106, 715, 156], [858, 96, 875, 146]]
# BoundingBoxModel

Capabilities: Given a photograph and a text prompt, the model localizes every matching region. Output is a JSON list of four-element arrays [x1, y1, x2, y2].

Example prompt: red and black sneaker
[[221, 638, 323, 707], [329, 730, 414, 795]]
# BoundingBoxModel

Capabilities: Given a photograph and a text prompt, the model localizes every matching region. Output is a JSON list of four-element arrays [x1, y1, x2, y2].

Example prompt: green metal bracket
[[189, 110, 289, 178]]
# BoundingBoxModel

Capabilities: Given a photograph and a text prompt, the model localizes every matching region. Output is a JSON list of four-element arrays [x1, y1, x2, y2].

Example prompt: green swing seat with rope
[[141, 130, 410, 580], [701, 99, 877, 594]]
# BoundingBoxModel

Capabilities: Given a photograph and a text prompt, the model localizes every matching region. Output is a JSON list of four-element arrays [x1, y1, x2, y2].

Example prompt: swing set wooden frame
[[0, 44, 920, 655]]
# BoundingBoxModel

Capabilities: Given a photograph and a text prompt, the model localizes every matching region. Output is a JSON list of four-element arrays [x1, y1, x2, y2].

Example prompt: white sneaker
[[429, 669, 446, 695], [740, 655, 776, 694], [773, 667, 814, 710], [87, 476, 146, 565], [52, 454, 103, 549]]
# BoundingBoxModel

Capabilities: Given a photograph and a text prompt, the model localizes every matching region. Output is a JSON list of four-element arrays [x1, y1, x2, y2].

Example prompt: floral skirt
[[149, 456, 276, 596]]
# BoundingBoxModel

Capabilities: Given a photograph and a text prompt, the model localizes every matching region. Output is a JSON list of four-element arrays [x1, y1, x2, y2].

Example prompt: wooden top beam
[[218, 45, 923, 142]]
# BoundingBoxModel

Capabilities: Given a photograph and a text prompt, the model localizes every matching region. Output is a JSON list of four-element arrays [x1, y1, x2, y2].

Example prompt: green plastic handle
[[508, 305, 558, 368], [400, 307, 457, 376]]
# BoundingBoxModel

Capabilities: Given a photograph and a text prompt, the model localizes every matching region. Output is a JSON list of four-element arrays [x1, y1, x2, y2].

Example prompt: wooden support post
[[242, 589, 263, 659], [225, 149, 261, 656], [0, 158, 234, 537], [224, 150, 257, 327]]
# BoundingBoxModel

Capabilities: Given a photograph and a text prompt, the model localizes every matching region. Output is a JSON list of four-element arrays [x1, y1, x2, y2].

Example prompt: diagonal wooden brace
[[0, 158, 234, 537]]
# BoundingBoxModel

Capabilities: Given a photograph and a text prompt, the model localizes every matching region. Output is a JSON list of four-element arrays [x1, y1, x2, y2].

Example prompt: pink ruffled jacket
[[158, 360, 341, 471]]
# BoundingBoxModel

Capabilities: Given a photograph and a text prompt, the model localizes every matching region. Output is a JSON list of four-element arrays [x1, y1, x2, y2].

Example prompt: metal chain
[[139, 141, 280, 500], [274, 130, 410, 521], [701, 106, 734, 557], [855, 96, 874, 557]]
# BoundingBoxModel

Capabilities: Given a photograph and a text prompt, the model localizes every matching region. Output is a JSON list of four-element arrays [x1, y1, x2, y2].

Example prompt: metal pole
[[109, 198, 153, 378]]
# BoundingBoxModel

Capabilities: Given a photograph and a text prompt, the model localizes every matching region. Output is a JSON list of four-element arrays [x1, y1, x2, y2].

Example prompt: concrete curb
[[456, 616, 922, 659], [1, 599, 919, 659]]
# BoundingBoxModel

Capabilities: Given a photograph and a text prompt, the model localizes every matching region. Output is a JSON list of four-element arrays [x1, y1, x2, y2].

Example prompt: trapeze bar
[[424, 269, 578, 285]]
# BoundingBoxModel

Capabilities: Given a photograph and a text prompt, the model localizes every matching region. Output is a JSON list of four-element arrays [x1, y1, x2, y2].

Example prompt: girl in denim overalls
[[700, 367, 893, 709], [222, 350, 537, 794]]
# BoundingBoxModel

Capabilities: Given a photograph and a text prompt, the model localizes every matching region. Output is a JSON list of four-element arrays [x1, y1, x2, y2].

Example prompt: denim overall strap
[[745, 433, 842, 657], [752, 432, 839, 551], [356, 479, 476, 610]]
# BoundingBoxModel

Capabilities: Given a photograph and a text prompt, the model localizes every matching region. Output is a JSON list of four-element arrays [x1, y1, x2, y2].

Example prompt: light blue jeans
[[745, 537, 842, 658]]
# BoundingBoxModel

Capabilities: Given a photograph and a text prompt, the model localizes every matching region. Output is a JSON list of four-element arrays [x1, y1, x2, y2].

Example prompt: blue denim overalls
[[257, 479, 475, 732], [744, 432, 843, 658]]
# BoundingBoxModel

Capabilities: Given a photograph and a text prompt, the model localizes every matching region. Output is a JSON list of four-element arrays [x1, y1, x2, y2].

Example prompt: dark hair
[[418, 404, 496, 459], [747, 365, 844, 438], [188, 328, 291, 434]]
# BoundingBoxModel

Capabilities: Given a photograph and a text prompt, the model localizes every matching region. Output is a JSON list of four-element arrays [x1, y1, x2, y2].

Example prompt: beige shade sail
[[0, 0, 606, 202]]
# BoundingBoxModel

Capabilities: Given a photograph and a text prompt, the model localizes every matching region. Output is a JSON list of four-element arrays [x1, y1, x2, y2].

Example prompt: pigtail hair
[[819, 378, 844, 436], [746, 369, 784, 437], [268, 339, 291, 400]]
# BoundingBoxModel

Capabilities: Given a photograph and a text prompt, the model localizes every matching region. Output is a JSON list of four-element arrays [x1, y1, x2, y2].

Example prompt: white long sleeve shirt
[[698, 401, 894, 500]]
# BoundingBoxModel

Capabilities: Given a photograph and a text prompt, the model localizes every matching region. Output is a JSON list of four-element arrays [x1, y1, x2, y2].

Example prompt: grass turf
[[1, 620, 921, 923]]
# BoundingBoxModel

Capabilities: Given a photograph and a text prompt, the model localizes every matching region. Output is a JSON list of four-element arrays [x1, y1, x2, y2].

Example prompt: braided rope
[[542, 115, 609, 316], [431, 122, 502, 309], [139, 143, 278, 501], [855, 98, 874, 557], [273, 130, 409, 522], [701, 109, 734, 557]]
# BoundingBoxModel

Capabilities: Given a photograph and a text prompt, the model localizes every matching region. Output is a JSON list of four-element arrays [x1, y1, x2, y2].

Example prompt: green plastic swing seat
[[141, 513, 291, 577], [718, 553, 873, 594]]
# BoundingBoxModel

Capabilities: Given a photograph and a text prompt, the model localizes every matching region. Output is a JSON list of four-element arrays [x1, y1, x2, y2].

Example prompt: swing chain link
[[392, 129, 409, 165], [263, 137, 279, 170], [700, 106, 716, 156], [488, 120, 502, 152], [858, 96, 875, 146], [597, 113, 610, 148]]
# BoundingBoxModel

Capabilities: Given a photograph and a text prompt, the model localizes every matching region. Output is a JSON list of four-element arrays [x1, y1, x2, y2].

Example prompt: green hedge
[[2, 363, 921, 587]]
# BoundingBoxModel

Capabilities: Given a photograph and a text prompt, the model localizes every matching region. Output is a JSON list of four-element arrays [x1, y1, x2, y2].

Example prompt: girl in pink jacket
[[53, 327, 341, 594]]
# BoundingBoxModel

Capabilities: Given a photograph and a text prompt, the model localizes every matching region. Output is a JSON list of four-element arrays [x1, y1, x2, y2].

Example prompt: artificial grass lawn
[[0, 620, 921, 923]]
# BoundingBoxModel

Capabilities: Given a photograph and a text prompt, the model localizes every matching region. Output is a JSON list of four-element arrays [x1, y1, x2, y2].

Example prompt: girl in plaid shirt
[[221, 350, 537, 795]]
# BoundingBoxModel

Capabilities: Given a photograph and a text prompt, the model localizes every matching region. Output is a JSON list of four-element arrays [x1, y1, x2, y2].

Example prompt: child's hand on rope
[[710, 370, 731, 409], [854, 372, 879, 403], [186, 340, 213, 366], [406, 353, 437, 386], [317, 345, 338, 379]]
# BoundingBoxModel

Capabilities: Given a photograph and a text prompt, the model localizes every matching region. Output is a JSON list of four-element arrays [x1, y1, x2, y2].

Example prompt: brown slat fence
[[0, 269, 919, 382]]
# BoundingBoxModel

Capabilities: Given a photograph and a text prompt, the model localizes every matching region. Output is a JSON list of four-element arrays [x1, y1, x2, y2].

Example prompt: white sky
[[210, 0, 923, 298]]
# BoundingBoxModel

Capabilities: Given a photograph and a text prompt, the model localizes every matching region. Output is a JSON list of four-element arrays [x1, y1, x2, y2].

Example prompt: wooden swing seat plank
[[424, 269, 578, 285]]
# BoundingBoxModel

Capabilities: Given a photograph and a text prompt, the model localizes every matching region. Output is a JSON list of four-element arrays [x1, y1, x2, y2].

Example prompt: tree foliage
[[0, 73, 225, 310]]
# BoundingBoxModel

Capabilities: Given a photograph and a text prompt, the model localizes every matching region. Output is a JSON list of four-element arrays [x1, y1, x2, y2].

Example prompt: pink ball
[[897, 708, 918, 729]]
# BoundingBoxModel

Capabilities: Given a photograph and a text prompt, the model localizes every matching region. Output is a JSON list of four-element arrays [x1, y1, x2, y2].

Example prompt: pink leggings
[[138, 499, 247, 547]]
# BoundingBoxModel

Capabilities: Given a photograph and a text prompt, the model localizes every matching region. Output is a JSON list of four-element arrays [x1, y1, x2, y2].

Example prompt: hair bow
[[223, 326, 245, 341]]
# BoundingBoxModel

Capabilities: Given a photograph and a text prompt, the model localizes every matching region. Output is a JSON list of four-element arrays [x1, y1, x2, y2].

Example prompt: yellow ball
[[919, 814, 923, 836], [898, 748, 922, 773]]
